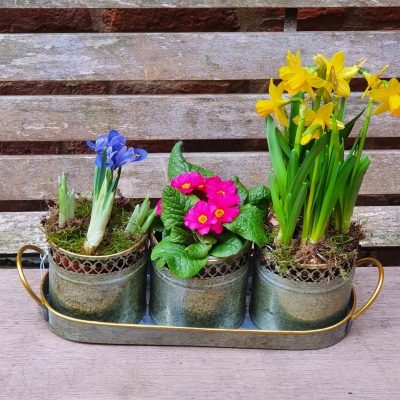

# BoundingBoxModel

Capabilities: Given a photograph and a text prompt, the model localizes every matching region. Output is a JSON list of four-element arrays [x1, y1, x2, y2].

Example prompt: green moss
[[265, 217, 366, 275], [43, 198, 144, 256]]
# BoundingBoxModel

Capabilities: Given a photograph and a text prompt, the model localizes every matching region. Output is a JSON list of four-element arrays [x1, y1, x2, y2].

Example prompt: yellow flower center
[[216, 190, 226, 195], [198, 214, 208, 224], [215, 209, 225, 218], [182, 183, 191, 189]]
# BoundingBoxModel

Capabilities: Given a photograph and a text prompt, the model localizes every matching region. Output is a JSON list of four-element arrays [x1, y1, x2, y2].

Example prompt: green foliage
[[151, 237, 209, 278], [160, 186, 199, 230], [45, 198, 141, 256], [151, 141, 271, 278], [167, 141, 214, 180]]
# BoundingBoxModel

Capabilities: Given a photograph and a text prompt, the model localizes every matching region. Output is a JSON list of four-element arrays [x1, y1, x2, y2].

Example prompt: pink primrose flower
[[171, 172, 204, 194], [184, 200, 218, 235], [208, 195, 240, 234], [205, 177, 238, 200], [156, 199, 162, 216]]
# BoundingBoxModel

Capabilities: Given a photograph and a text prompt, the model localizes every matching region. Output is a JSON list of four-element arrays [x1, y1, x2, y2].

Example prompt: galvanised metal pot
[[250, 245, 358, 331], [47, 233, 148, 323], [149, 240, 251, 329]]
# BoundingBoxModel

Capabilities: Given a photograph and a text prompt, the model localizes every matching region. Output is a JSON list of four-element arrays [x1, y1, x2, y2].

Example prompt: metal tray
[[17, 255, 384, 350]]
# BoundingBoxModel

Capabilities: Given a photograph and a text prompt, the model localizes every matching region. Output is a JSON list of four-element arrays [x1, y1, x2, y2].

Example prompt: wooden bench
[[1, 1, 400, 398]]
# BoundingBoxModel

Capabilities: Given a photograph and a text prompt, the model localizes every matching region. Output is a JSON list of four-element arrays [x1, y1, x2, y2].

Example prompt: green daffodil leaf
[[161, 186, 198, 231], [224, 204, 268, 247], [168, 141, 214, 180], [151, 237, 208, 278]]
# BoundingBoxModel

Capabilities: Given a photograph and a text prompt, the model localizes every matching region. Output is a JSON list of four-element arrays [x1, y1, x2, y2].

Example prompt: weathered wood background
[[2, 0, 400, 7]]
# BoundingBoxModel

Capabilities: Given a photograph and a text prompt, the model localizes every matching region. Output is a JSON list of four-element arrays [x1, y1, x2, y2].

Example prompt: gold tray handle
[[16, 245, 45, 306], [352, 257, 384, 321]]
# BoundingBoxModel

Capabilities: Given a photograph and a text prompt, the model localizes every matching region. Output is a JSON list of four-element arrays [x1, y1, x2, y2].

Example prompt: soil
[[41, 193, 143, 256], [264, 212, 367, 268]]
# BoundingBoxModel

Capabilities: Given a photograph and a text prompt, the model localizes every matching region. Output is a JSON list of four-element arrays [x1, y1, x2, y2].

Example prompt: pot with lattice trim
[[250, 245, 376, 331], [148, 142, 270, 328], [48, 233, 148, 323], [149, 235, 251, 328]]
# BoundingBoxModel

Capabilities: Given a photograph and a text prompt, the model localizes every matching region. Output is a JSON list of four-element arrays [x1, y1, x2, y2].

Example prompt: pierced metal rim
[[48, 232, 148, 260], [257, 244, 357, 270], [150, 231, 251, 262]]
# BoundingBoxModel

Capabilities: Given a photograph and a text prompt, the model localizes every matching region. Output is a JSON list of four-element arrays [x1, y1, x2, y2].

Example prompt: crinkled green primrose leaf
[[160, 186, 198, 231], [151, 237, 208, 278], [186, 242, 212, 259], [210, 232, 244, 258], [168, 141, 214, 180], [170, 226, 195, 245], [248, 184, 271, 213], [224, 204, 268, 247]]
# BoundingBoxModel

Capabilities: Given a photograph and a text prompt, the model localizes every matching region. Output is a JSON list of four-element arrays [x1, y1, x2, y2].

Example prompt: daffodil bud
[[312, 54, 326, 78]]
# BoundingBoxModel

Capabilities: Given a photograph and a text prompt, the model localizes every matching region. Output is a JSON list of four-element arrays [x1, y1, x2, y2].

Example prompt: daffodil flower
[[360, 64, 389, 99], [318, 52, 359, 97], [256, 80, 291, 127], [279, 51, 325, 99], [369, 78, 400, 117], [293, 103, 345, 145]]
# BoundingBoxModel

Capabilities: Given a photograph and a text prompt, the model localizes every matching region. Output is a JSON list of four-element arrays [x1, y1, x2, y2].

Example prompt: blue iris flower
[[89, 130, 148, 171], [87, 130, 125, 155]]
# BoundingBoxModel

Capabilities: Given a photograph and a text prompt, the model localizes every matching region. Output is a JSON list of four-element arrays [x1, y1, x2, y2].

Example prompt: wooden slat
[[2, 0, 399, 8], [1, 267, 399, 399], [2, 207, 399, 254], [0, 151, 399, 201], [1, 32, 400, 81], [0, 212, 45, 254], [1, 94, 398, 141]]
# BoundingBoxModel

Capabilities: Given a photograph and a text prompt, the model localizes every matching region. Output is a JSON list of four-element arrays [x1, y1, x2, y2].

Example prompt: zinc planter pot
[[47, 233, 148, 324], [149, 240, 251, 328], [250, 245, 357, 331]]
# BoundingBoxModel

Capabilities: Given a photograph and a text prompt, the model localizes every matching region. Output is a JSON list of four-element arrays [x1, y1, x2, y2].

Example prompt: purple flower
[[89, 130, 148, 171], [95, 147, 116, 169], [87, 130, 126, 155]]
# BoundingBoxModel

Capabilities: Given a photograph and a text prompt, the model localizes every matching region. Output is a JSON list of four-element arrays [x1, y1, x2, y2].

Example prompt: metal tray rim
[[39, 271, 357, 336]]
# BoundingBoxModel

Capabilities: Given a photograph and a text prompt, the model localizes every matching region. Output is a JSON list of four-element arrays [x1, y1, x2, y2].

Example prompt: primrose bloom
[[171, 172, 204, 194], [184, 201, 217, 235], [317, 52, 359, 97], [208, 194, 240, 234], [156, 199, 162, 216], [369, 78, 400, 117], [205, 176, 239, 201], [256, 80, 291, 128], [279, 50, 325, 99]]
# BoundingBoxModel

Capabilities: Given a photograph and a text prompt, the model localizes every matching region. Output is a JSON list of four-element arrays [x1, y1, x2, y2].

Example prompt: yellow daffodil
[[369, 78, 400, 117], [256, 80, 290, 127], [318, 52, 359, 97], [293, 103, 345, 145], [360, 64, 389, 99], [279, 51, 325, 99]]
